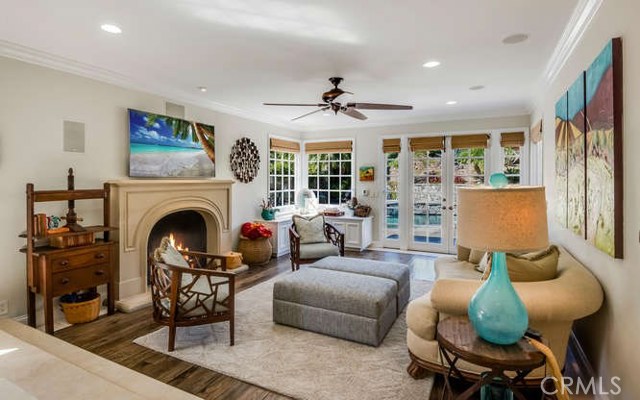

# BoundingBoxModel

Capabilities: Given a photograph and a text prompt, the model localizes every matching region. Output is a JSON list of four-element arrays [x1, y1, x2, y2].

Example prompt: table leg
[[43, 292, 54, 334], [27, 289, 36, 327], [107, 282, 115, 315]]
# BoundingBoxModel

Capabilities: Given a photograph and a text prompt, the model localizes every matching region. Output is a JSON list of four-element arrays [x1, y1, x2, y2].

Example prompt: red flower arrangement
[[241, 222, 273, 240]]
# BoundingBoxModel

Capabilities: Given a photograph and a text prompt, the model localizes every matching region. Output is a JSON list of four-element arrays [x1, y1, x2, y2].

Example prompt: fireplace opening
[[147, 210, 207, 284]]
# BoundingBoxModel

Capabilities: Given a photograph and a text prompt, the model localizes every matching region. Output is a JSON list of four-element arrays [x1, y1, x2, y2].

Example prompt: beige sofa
[[406, 245, 603, 381]]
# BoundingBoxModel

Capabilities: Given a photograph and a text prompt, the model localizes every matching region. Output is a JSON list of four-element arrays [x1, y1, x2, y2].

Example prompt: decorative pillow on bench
[[293, 214, 327, 244]]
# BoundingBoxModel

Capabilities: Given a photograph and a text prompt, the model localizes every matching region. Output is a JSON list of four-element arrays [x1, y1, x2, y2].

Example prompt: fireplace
[[109, 179, 234, 311], [147, 210, 207, 284]]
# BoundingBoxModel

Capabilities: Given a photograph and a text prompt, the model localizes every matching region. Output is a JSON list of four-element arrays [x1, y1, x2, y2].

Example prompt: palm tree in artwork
[[145, 115, 216, 163]]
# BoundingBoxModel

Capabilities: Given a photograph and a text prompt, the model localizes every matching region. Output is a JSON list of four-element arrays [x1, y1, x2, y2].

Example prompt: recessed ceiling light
[[422, 60, 441, 68], [198, 86, 208, 92], [502, 33, 528, 44], [446, 100, 458, 105], [469, 85, 485, 91], [100, 24, 122, 34]]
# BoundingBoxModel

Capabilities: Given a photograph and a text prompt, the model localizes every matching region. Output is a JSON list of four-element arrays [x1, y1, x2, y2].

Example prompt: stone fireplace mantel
[[109, 179, 234, 309]]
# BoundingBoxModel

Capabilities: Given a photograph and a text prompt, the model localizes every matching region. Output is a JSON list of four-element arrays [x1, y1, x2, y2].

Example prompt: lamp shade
[[457, 186, 549, 252]]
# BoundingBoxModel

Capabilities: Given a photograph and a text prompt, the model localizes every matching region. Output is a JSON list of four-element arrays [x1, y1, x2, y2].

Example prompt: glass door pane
[[451, 147, 486, 249], [410, 149, 445, 251], [383, 152, 400, 246]]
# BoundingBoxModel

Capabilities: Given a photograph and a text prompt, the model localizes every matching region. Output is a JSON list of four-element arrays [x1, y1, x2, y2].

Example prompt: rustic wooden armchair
[[289, 215, 344, 271], [150, 238, 235, 352]]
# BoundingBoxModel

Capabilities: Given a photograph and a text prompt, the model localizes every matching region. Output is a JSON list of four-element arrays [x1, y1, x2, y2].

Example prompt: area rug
[[134, 274, 434, 400]]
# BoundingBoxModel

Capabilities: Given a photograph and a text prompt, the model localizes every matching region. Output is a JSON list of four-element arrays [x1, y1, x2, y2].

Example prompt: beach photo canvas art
[[585, 38, 623, 258], [567, 73, 586, 238], [554, 92, 568, 229], [128, 109, 215, 178]]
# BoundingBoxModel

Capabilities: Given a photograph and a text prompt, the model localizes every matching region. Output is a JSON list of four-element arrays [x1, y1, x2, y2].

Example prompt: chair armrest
[[163, 262, 236, 281], [324, 223, 344, 256], [179, 250, 228, 271], [289, 227, 300, 252], [431, 276, 603, 322]]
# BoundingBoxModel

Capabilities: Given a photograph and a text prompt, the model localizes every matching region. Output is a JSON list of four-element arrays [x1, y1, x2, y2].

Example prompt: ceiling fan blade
[[340, 108, 368, 120], [346, 102, 413, 110], [291, 107, 330, 121], [263, 103, 326, 107]]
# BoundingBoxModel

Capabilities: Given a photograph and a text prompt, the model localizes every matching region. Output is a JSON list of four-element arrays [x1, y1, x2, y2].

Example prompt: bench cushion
[[274, 269, 396, 319]]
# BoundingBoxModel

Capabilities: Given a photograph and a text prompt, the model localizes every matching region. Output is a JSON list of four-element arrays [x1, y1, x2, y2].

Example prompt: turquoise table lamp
[[457, 174, 548, 345]]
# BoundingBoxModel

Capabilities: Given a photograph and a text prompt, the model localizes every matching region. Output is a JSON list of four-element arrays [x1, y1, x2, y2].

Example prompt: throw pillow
[[505, 245, 560, 282], [292, 214, 327, 244], [482, 245, 560, 282], [457, 245, 471, 262], [153, 236, 190, 268], [477, 252, 492, 273], [468, 249, 486, 265]]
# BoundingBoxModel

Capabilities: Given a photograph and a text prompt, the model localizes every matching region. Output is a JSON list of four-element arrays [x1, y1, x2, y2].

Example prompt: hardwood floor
[[56, 250, 437, 400]]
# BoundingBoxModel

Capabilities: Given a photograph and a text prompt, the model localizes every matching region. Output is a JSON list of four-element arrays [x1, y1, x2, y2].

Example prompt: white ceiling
[[0, 0, 578, 130]]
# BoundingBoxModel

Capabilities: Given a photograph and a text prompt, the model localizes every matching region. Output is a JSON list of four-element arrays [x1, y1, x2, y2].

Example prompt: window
[[269, 150, 297, 207], [503, 147, 521, 184], [307, 152, 353, 205]]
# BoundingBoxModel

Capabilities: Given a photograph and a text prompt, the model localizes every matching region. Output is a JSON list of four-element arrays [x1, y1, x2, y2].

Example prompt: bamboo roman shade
[[270, 138, 300, 152], [500, 132, 526, 148], [382, 138, 401, 153], [305, 140, 353, 153], [451, 134, 490, 149], [409, 136, 445, 151]]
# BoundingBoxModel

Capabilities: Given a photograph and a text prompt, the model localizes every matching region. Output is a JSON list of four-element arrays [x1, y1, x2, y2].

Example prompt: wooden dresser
[[22, 169, 117, 334]]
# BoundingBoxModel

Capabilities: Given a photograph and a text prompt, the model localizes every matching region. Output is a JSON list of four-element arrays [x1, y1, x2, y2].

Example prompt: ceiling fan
[[263, 77, 413, 121]]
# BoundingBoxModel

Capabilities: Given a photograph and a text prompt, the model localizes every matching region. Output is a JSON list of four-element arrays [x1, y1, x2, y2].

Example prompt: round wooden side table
[[436, 317, 546, 400]]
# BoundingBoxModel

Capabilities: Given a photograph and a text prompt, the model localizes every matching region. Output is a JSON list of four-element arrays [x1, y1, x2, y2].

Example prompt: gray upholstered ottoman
[[309, 256, 411, 315], [273, 268, 397, 346]]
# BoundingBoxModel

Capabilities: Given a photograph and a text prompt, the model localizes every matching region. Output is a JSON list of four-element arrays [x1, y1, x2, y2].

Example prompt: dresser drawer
[[51, 247, 110, 272], [52, 264, 111, 296]]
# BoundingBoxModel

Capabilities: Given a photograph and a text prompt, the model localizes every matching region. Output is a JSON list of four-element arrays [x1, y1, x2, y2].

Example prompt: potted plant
[[237, 222, 273, 265], [260, 198, 278, 220]]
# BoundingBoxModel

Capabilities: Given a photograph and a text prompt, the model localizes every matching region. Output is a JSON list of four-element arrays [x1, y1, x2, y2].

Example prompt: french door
[[384, 137, 488, 253]]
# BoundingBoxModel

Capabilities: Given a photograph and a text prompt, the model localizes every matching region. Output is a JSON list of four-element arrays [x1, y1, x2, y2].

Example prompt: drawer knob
[[60, 278, 70, 284], [59, 260, 69, 266], [94, 270, 105, 276], [95, 253, 106, 259]]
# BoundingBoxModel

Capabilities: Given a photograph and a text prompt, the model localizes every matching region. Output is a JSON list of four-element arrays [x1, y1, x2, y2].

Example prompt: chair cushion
[[153, 236, 189, 268], [299, 242, 340, 259], [406, 292, 438, 341], [468, 249, 486, 265], [293, 214, 326, 244]]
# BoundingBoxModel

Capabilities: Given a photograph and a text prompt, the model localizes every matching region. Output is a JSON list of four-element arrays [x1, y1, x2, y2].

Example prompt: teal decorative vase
[[261, 209, 277, 221], [468, 252, 528, 345]]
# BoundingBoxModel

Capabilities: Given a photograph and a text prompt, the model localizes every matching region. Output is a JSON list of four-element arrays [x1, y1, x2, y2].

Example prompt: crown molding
[[541, 0, 603, 87], [0, 40, 295, 131]]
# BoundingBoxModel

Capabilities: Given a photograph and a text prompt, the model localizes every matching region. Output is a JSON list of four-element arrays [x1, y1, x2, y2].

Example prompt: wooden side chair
[[150, 237, 235, 352], [289, 214, 344, 271]]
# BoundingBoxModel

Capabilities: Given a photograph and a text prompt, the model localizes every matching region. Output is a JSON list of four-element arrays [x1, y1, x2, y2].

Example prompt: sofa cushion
[[504, 245, 560, 282], [299, 242, 340, 259], [406, 292, 438, 341], [457, 245, 471, 262], [468, 249, 486, 264], [293, 214, 326, 244]]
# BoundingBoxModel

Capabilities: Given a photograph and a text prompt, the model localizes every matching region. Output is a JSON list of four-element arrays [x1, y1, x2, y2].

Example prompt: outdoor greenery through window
[[307, 152, 352, 205], [412, 150, 444, 244], [503, 147, 521, 184], [385, 152, 400, 240], [453, 147, 486, 242], [269, 150, 296, 207]]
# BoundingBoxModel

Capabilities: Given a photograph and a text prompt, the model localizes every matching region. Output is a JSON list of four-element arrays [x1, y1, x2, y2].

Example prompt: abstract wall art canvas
[[128, 109, 215, 178], [554, 93, 568, 229], [585, 38, 623, 258], [359, 166, 374, 181], [567, 73, 586, 238]]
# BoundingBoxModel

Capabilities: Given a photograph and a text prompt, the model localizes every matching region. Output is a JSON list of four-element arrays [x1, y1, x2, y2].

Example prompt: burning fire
[[169, 233, 189, 259]]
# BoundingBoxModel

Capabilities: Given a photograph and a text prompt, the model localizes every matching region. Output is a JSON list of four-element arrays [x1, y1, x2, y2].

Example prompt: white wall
[[531, 0, 640, 397], [0, 56, 299, 318], [301, 115, 531, 245]]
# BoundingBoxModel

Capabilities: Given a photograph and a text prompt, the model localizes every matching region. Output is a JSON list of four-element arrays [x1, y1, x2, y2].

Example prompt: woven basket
[[60, 294, 100, 324], [237, 236, 272, 266]]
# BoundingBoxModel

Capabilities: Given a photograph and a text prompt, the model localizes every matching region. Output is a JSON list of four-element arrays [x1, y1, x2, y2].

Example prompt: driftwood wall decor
[[230, 137, 260, 183]]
